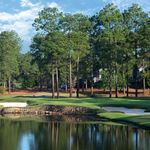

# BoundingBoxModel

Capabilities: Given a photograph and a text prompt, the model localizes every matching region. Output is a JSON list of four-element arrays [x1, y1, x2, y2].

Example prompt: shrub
[[0, 86, 5, 94]]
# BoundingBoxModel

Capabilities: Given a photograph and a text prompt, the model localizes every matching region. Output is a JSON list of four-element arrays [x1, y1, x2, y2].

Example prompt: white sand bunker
[[102, 107, 150, 115], [0, 102, 28, 107]]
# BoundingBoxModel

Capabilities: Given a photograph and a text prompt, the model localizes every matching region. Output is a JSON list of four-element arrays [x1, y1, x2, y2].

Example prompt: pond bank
[[0, 113, 103, 123], [99, 112, 150, 129], [0, 105, 97, 116], [1, 98, 150, 129]]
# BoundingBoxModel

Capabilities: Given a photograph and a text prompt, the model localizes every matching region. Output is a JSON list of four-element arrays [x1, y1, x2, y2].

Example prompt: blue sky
[[0, 0, 149, 52]]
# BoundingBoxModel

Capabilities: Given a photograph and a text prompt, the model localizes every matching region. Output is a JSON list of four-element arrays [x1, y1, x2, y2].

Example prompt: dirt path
[[0, 88, 149, 97]]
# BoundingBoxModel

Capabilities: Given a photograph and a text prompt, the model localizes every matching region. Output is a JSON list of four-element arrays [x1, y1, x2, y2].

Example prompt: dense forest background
[[0, 3, 149, 98]]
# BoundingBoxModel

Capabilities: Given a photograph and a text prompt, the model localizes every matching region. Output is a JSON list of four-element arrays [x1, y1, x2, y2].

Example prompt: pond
[[0, 116, 150, 150]]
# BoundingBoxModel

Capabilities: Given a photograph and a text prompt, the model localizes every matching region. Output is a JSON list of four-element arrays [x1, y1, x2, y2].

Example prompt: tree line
[[0, 3, 149, 98]]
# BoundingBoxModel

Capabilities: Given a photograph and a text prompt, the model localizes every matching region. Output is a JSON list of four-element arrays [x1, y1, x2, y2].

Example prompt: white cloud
[[0, 1, 64, 51], [48, 2, 63, 12], [0, 21, 32, 41], [0, 1, 44, 51], [0, 7, 40, 22], [20, 0, 38, 8], [0, 1, 63, 36]]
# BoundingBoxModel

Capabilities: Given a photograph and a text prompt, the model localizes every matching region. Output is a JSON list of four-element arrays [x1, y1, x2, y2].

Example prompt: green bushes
[[0, 86, 5, 94]]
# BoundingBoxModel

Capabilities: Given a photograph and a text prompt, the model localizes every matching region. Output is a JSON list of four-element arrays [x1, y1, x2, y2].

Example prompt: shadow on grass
[[14, 95, 107, 106], [122, 96, 150, 100], [15, 95, 50, 98], [14, 95, 70, 99]]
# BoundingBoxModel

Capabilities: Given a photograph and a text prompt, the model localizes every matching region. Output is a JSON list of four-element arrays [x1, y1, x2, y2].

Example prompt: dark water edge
[[0, 114, 103, 123], [1, 114, 150, 130], [0, 115, 150, 150]]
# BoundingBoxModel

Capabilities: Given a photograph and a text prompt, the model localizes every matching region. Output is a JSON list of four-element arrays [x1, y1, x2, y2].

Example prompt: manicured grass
[[1, 95, 150, 127], [0, 95, 150, 110], [99, 112, 150, 128], [99, 112, 129, 119]]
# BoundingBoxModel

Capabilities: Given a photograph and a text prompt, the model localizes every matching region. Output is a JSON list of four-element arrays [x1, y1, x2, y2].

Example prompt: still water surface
[[0, 117, 150, 150]]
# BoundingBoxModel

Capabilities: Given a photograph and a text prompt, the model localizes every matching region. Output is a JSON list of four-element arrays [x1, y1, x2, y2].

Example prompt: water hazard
[[0, 117, 150, 150]]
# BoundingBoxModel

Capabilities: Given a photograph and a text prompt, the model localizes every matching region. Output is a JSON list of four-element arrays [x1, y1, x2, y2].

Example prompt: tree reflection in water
[[0, 118, 150, 150]]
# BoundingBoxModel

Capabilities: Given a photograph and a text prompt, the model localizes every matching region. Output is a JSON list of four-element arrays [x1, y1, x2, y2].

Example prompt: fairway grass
[[0, 95, 150, 109], [0, 95, 150, 128]]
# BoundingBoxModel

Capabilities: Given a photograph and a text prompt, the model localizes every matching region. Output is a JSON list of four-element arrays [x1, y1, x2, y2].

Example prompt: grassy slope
[[99, 112, 150, 127], [0, 95, 150, 127]]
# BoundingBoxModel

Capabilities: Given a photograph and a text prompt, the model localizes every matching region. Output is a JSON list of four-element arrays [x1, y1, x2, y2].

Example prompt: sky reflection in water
[[0, 118, 150, 150]]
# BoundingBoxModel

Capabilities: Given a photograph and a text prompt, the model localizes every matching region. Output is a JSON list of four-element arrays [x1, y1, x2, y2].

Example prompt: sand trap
[[102, 107, 150, 115], [0, 102, 28, 107]]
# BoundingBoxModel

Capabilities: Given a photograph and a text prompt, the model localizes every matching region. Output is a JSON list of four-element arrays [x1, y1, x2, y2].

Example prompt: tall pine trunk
[[134, 65, 138, 97], [109, 86, 112, 98], [91, 86, 94, 96], [135, 81, 138, 97], [85, 80, 88, 89], [109, 73, 112, 98], [82, 80, 84, 93], [143, 77, 146, 94], [56, 62, 59, 98], [115, 81, 118, 98], [126, 65, 129, 97], [8, 77, 11, 93], [52, 64, 55, 98], [39, 77, 42, 91], [65, 66, 68, 92], [3, 81, 6, 89], [143, 59, 145, 94], [91, 64, 94, 96], [115, 67, 118, 98], [69, 59, 72, 98], [126, 82, 129, 97], [76, 56, 80, 98], [135, 46, 138, 97]]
